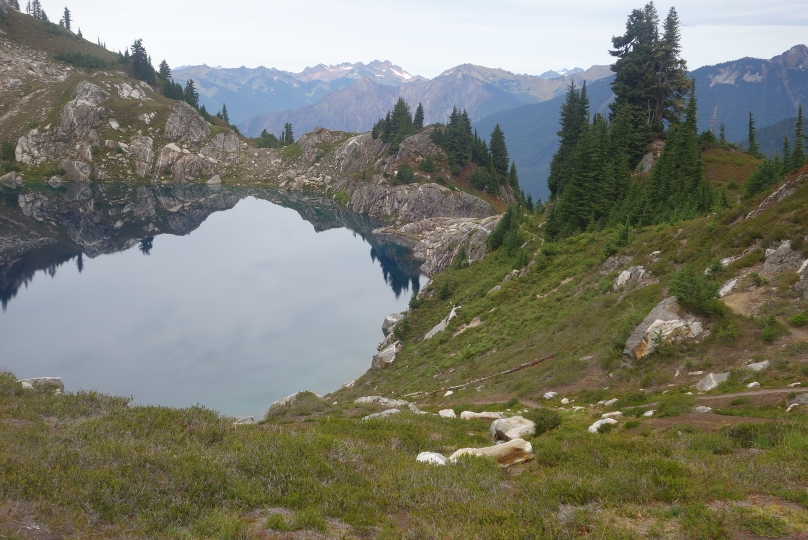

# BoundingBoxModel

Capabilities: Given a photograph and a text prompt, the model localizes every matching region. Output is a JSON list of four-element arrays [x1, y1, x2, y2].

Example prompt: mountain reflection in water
[[0, 183, 422, 309], [0, 183, 423, 416]]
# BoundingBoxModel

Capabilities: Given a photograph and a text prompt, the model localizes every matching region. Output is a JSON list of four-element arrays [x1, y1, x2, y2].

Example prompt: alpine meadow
[[1, 0, 808, 539]]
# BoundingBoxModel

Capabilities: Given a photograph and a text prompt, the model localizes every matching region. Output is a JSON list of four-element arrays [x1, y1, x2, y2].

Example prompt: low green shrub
[[523, 408, 562, 436]]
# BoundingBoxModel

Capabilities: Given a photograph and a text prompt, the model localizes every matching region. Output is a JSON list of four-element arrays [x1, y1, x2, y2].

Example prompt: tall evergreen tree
[[158, 60, 171, 80], [62, 6, 70, 30], [413, 103, 424, 129], [783, 136, 792, 173], [183, 79, 199, 108], [283, 123, 294, 144], [747, 111, 759, 156], [609, 3, 689, 164], [219, 104, 229, 124], [794, 105, 806, 170], [130, 39, 155, 84], [547, 81, 589, 199], [489, 124, 509, 180]]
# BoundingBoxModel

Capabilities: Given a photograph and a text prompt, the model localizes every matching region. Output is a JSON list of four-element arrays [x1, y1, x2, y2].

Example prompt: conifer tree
[[283, 123, 294, 144], [183, 79, 199, 108], [489, 124, 509, 180], [158, 60, 171, 80], [609, 3, 689, 164], [220, 104, 229, 124], [76, 27, 82, 37], [794, 105, 806, 170], [130, 39, 155, 84], [719, 123, 726, 145], [782, 136, 792, 172], [547, 81, 589, 199], [62, 6, 70, 30], [25, 0, 30, 14], [747, 111, 759, 156], [413, 103, 424, 129]]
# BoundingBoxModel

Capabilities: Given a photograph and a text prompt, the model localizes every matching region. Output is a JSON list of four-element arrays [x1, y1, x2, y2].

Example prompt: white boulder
[[416, 452, 448, 465], [745, 360, 769, 372], [439, 409, 457, 418], [448, 438, 533, 467], [588, 418, 618, 433], [695, 372, 730, 392], [490, 416, 536, 441]]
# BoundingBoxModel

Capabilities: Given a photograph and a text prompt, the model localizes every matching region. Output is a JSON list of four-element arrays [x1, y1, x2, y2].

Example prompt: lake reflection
[[0, 184, 422, 417]]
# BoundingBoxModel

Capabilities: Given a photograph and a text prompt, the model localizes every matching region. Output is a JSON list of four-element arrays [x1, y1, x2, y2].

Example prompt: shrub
[[523, 408, 562, 436], [788, 313, 808, 327], [438, 281, 452, 300], [395, 164, 416, 184], [53, 51, 106, 69], [669, 267, 721, 315], [418, 155, 436, 172], [723, 422, 786, 449], [0, 141, 15, 161]]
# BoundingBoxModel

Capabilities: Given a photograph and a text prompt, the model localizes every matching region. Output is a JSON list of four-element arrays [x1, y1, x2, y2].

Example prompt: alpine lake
[[0, 182, 424, 418]]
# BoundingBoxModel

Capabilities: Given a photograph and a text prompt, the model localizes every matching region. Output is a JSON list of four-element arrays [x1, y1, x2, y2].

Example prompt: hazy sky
[[56, 0, 807, 78]]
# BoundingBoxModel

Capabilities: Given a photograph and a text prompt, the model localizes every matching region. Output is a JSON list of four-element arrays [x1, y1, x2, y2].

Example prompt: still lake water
[[0, 186, 422, 417]]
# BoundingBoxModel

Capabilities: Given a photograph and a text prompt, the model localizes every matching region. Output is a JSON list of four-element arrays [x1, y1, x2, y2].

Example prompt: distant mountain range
[[476, 45, 808, 200], [691, 44, 808, 141], [172, 61, 612, 136], [172, 60, 420, 126]]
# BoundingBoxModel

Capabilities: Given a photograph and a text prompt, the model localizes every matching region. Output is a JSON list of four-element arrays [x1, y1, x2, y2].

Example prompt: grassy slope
[[2, 153, 808, 538], [0, 9, 120, 62], [0, 9, 128, 141]]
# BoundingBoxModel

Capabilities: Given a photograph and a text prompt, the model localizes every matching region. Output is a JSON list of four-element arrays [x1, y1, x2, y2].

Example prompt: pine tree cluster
[[26, 0, 48, 21], [255, 124, 294, 149], [371, 98, 425, 153], [430, 108, 529, 204], [545, 3, 716, 240], [743, 105, 807, 199]]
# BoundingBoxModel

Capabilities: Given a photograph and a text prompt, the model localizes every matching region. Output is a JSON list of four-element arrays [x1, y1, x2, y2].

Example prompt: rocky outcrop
[[164, 101, 210, 144], [763, 240, 803, 274], [346, 182, 495, 223], [381, 313, 405, 337], [695, 372, 729, 392], [114, 81, 147, 100], [613, 265, 649, 291], [373, 215, 500, 276], [424, 305, 460, 339], [201, 131, 241, 156], [155, 143, 183, 174], [448, 438, 533, 467], [371, 341, 401, 369], [58, 159, 103, 182], [747, 172, 806, 219], [623, 297, 704, 360], [56, 81, 109, 144], [126, 136, 155, 177], [172, 154, 215, 182]]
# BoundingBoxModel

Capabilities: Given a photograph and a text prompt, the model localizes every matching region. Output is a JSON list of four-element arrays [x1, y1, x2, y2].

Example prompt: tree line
[[545, 3, 714, 240], [743, 105, 807, 198]]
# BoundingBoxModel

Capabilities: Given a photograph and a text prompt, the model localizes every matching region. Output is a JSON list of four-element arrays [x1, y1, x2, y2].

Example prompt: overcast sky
[[55, 0, 807, 78]]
